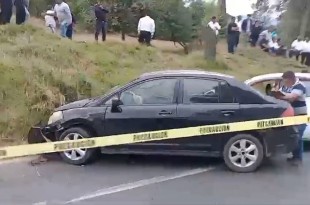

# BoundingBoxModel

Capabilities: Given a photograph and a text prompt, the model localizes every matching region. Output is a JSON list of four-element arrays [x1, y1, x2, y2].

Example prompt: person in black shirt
[[227, 17, 239, 54], [250, 21, 262, 47], [0, 0, 13, 24], [14, 0, 26, 25], [94, 2, 109, 42]]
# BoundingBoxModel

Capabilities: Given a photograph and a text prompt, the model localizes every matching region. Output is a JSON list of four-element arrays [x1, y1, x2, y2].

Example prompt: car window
[[183, 79, 235, 104], [118, 78, 178, 105]]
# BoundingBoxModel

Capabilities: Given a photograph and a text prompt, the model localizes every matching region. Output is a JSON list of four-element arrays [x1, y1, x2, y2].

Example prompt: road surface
[[1, 150, 310, 205]]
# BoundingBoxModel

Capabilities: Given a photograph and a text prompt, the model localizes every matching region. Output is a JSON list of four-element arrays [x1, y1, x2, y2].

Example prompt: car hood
[[55, 98, 94, 111]]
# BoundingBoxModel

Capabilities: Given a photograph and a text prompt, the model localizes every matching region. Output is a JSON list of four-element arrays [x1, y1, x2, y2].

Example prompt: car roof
[[245, 73, 310, 85], [139, 70, 235, 79]]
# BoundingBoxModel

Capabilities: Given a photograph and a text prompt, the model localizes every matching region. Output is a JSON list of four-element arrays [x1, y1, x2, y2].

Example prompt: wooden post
[[203, 26, 217, 61]]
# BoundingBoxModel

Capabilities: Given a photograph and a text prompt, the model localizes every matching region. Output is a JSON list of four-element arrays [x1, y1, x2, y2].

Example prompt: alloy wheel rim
[[228, 139, 258, 168], [63, 133, 87, 161]]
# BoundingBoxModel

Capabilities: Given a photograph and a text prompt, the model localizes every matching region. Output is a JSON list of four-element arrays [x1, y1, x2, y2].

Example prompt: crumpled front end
[[27, 123, 59, 144]]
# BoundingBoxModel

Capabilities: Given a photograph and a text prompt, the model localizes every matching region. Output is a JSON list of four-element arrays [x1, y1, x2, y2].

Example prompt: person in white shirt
[[289, 36, 304, 61], [44, 5, 56, 33], [207, 16, 221, 36], [54, 0, 72, 38], [137, 11, 155, 46], [235, 16, 242, 48], [268, 37, 280, 55], [301, 37, 310, 66]]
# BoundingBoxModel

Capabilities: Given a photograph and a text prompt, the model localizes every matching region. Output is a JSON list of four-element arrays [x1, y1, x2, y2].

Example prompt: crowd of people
[[207, 14, 310, 67], [0, 0, 30, 25], [43, 0, 155, 46]]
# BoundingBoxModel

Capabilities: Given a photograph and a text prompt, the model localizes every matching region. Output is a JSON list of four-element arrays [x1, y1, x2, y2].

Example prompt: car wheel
[[59, 127, 97, 165], [223, 134, 264, 173]]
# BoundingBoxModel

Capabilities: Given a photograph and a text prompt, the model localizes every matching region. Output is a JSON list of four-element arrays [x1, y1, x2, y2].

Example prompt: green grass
[[0, 25, 231, 145]]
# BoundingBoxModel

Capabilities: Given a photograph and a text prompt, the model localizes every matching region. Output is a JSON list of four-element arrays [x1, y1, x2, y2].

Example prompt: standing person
[[137, 11, 155, 46], [15, 0, 26, 25], [66, 12, 76, 40], [0, 0, 13, 24], [275, 71, 307, 165], [227, 17, 239, 54], [54, 0, 72, 38], [44, 5, 56, 33], [241, 14, 253, 44], [24, 0, 30, 22], [235, 16, 242, 49], [94, 2, 109, 42], [300, 38, 310, 66], [289, 36, 304, 61], [250, 21, 262, 47], [207, 16, 221, 36]]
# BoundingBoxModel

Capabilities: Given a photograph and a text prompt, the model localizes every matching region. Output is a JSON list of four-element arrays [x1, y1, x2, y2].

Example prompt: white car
[[245, 73, 310, 141]]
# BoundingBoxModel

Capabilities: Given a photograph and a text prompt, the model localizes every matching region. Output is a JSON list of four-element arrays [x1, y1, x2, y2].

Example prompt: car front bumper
[[263, 126, 299, 157], [27, 123, 62, 144]]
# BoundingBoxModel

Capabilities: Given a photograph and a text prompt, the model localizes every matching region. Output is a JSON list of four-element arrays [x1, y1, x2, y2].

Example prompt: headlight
[[48, 111, 63, 125]]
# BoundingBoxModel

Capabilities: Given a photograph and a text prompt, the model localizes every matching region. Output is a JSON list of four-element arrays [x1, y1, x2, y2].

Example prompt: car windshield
[[103, 85, 121, 98]]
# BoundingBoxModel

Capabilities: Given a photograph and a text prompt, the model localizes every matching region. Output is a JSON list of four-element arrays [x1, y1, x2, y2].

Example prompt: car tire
[[223, 134, 264, 173], [59, 127, 97, 165]]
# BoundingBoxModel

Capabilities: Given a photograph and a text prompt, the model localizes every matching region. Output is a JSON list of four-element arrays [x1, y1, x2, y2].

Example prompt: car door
[[175, 77, 241, 153], [103, 77, 180, 151]]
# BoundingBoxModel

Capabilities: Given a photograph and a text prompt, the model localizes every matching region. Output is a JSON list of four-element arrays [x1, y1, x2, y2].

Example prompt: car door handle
[[221, 110, 235, 116], [158, 110, 173, 115]]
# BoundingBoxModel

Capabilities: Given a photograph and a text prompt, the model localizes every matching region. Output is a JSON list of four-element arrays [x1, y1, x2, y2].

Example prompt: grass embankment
[[0, 24, 307, 145]]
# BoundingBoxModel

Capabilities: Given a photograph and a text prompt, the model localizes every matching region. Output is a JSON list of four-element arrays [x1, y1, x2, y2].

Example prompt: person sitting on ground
[[268, 37, 281, 56], [276, 38, 288, 57], [44, 5, 56, 33], [259, 34, 269, 52], [258, 27, 272, 44], [301, 38, 310, 66], [289, 36, 304, 61]]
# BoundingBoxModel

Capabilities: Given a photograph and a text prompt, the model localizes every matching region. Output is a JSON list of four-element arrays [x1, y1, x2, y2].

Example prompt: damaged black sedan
[[28, 70, 299, 173]]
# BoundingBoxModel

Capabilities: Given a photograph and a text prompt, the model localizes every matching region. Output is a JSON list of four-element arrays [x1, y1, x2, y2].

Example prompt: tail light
[[281, 105, 294, 117]]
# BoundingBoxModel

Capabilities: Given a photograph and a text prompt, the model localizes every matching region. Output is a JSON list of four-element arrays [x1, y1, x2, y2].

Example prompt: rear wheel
[[59, 127, 97, 165], [223, 134, 264, 173]]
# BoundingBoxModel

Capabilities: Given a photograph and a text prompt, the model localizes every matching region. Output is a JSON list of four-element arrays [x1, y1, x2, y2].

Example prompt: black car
[[28, 70, 299, 173]]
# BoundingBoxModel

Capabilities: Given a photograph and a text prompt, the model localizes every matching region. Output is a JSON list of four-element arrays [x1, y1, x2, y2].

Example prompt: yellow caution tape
[[0, 115, 309, 159]]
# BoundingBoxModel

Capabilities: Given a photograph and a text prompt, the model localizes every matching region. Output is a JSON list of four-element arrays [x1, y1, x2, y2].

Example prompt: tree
[[279, 0, 310, 44]]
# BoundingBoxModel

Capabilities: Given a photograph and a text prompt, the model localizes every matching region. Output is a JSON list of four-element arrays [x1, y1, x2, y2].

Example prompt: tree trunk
[[299, 0, 310, 38], [120, 22, 126, 41], [203, 27, 217, 61]]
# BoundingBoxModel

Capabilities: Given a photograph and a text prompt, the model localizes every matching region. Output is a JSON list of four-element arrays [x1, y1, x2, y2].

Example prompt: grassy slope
[[0, 23, 306, 145]]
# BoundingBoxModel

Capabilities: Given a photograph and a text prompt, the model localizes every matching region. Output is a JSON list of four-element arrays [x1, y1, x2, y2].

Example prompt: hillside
[[0, 24, 306, 145]]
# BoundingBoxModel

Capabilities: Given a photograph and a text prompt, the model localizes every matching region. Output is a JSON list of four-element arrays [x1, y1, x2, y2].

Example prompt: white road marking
[[33, 202, 47, 205], [64, 167, 215, 204]]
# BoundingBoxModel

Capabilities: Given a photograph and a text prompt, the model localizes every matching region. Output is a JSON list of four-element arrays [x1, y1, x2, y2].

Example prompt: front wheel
[[59, 127, 97, 165], [223, 134, 264, 173]]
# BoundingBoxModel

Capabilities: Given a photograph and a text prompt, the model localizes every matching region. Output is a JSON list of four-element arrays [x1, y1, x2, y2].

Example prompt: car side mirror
[[111, 99, 123, 113]]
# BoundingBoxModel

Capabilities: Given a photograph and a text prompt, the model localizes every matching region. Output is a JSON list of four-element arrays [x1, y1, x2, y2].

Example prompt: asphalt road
[[1, 149, 310, 205]]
